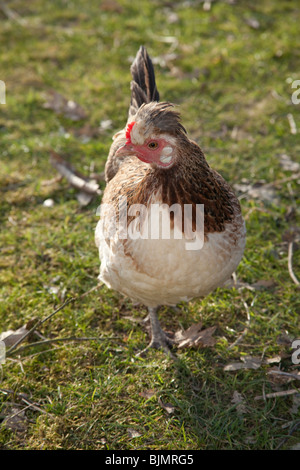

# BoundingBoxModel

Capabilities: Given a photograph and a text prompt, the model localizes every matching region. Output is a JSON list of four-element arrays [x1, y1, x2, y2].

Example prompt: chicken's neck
[[128, 142, 239, 234]]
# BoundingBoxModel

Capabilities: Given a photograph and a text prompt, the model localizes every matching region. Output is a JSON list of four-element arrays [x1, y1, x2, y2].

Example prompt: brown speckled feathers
[[102, 142, 239, 236], [96, 47, 246, 352]]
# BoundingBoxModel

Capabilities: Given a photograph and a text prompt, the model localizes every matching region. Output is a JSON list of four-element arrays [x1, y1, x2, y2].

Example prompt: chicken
[[95, 46, 246, 355]]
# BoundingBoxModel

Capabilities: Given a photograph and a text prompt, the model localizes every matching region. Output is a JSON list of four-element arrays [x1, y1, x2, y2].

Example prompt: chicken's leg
[[139, 307, 174, 357]]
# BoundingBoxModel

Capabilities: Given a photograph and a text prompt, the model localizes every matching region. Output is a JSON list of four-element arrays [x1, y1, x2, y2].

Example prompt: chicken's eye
[[148, 141, 159, 150]]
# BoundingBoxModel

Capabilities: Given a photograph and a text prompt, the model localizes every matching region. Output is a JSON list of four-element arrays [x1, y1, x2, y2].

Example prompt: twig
[[6, 283, 103, 356], [276, 420, 300, 450], [11, 334, 118, 356], [287, 113, 297, 135], [50, 151, 101, 196], [268, 370, 300, 381], [263, 173, 300, 188], [0, 388, 51, 415], [19, 397, 49, 415], [227, 300, 252, 350], [255, 389, 300, 401], [288, 242, 299, 285], [6, 297, 75, 356], [0, 1, 27, 25]]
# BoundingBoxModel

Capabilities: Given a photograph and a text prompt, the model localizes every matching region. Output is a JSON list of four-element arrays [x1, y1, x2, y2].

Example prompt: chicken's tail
[[128, 46, 160, 118]]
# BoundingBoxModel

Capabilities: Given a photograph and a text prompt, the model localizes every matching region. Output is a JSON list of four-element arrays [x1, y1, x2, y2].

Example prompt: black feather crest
[[129, 46, 160, 118]]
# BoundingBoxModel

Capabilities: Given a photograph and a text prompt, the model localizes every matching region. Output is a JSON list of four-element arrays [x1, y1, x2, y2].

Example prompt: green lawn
[[0, 0, 299, 450]]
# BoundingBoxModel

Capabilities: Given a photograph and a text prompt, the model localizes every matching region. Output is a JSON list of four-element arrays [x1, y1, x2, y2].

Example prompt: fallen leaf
[[127, 428, 142, 439], [139, 389, 156, 399], [231, 391, 247, 414], [43, 91, 87, 121], [174, 322, 216, 349], [224, 354, 281, 372], [158, 397, 175, 414], [224, 356, 262, 371], [0, 325, 30, 348]]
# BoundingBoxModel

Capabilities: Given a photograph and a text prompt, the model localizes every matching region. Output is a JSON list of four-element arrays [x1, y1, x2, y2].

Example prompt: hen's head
[[116, 102, 186, 169]]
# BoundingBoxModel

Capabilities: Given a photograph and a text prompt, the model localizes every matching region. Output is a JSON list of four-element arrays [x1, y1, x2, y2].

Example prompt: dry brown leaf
[[0, 318, 40, 352], [0, 325, 29, 348], [174, 322, 216, 349], [127, 428, 142, 439], [139, 389, 156, 399], [158, 397, 175, 414], [224, 354, 281, 372], [224, 356, 262, 371]]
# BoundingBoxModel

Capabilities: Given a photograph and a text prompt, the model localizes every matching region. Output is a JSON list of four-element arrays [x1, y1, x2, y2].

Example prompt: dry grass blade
[[288, 242, 299, 285], [0, 1, 27, 25], [6, 284, 103, 356], [6, 297, 76, 356]]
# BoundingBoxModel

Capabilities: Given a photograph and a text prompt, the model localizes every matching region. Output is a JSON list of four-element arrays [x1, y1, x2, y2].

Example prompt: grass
[[0, 0, 299, 450]]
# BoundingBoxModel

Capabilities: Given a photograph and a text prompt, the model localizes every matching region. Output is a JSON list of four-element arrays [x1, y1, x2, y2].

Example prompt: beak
[[115, 143, 135, 157]]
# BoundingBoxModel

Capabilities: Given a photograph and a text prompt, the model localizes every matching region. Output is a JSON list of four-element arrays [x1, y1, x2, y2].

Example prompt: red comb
[[126, 121, 136, 144]]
